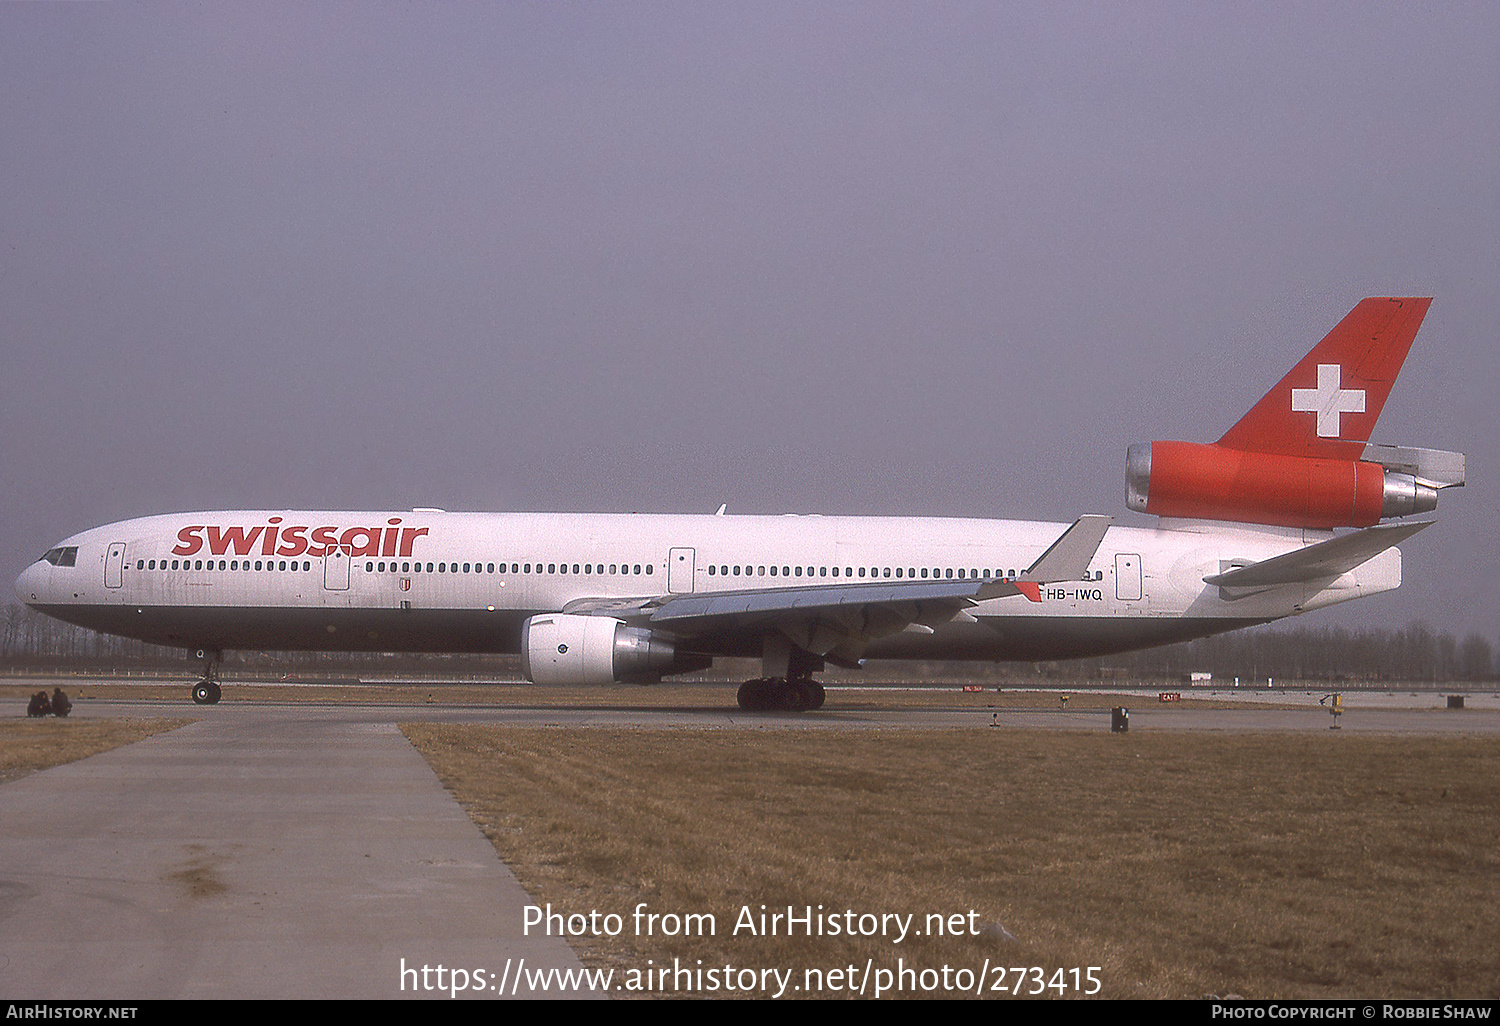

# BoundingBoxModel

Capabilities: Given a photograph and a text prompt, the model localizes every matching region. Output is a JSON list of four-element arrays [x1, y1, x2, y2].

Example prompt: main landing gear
[[737, 638, 827, 711], [736, 677, 826, 711], [191, 648, 223, 705]]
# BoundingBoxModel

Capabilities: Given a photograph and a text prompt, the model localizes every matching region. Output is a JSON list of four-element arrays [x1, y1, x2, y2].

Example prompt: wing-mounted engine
[[520, 613, 710, 685], [1125, 441, 1462, 528]]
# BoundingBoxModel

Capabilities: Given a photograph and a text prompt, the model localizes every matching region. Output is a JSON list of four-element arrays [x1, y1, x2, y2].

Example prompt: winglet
[[1020, 515, 1113, 583]]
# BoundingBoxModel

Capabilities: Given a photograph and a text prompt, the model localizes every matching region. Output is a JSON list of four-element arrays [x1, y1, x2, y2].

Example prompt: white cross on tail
[[1290, 363, 1365, 438]]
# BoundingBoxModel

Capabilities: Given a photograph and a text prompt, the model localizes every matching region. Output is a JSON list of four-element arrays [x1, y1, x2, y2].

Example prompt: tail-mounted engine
[[520, 613, 710, 685], [1126, 442, 1463, 529]]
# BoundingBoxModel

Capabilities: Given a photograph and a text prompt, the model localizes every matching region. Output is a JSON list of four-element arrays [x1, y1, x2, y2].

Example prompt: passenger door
[[104, 542, 126, 589], [668, 547, 695, 594], [323, 546, 350, 591]]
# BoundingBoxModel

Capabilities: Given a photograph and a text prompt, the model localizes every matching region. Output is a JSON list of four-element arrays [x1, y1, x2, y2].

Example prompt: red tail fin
[[1217, 297, 1431, 460]]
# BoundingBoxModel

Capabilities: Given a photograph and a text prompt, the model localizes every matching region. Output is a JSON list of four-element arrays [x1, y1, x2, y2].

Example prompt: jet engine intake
[[520, 613, 704, 685]]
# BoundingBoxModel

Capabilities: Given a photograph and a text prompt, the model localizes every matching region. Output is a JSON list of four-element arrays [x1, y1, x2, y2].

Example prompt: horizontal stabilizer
[[1360, 444, 1466, 490], [1203, 521, 1430, 588]]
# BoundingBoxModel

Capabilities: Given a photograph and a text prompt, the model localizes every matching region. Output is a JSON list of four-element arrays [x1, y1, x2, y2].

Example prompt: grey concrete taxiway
[[4, 689, 1497, 1001], [0, 712, 594, 999]]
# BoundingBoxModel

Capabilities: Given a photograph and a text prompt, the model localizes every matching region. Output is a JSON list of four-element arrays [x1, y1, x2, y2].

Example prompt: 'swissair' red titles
[[173, 517, 429, 558]]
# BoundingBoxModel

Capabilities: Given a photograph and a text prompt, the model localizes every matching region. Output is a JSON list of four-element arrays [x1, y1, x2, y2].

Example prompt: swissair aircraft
[[16, 298, 1464, 710]]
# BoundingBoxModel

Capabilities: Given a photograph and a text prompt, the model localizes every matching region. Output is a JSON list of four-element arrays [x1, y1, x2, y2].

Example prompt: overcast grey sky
[[3, 3, 1496, 642]]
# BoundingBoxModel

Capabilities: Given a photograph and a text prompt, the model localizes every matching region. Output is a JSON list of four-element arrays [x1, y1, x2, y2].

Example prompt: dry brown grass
[[403, 725, 1500, 999], [0, 717, 191, 783]]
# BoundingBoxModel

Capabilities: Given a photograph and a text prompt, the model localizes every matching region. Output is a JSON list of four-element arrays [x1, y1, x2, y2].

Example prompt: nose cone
[[16, 561, 46, 607]]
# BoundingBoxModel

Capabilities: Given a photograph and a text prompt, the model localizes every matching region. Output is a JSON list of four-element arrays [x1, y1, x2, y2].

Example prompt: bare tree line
[[1066, 622, 1495, 684], [0, 603, 519, 677], [3, 602, 1494, 683]]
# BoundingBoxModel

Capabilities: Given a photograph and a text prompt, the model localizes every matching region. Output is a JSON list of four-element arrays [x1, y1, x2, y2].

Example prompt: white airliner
[[16, 298, 1464, 709]]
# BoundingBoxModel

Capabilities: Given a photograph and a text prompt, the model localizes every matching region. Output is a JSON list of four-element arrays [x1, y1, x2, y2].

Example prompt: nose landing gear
[[191, 649, 223, 705]]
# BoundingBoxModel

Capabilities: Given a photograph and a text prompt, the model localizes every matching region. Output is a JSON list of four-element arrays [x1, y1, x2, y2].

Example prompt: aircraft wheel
[[774, 679, 810, 711], [736, 679, 771, 711], [805, 682, 826, 710], [192, 681, 221, 705]]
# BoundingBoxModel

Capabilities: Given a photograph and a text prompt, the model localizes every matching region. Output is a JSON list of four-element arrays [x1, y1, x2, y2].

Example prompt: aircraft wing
[[1203, 521, 1430, 589], [564, 516, 1112, 660]]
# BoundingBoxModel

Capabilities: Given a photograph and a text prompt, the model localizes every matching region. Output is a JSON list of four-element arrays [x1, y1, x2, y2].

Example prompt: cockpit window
[[39, 547, 78, 567]]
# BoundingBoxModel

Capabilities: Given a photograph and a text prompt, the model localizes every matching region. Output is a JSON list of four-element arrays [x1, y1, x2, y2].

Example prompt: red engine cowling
[[1126, 441, 1436, 528]]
